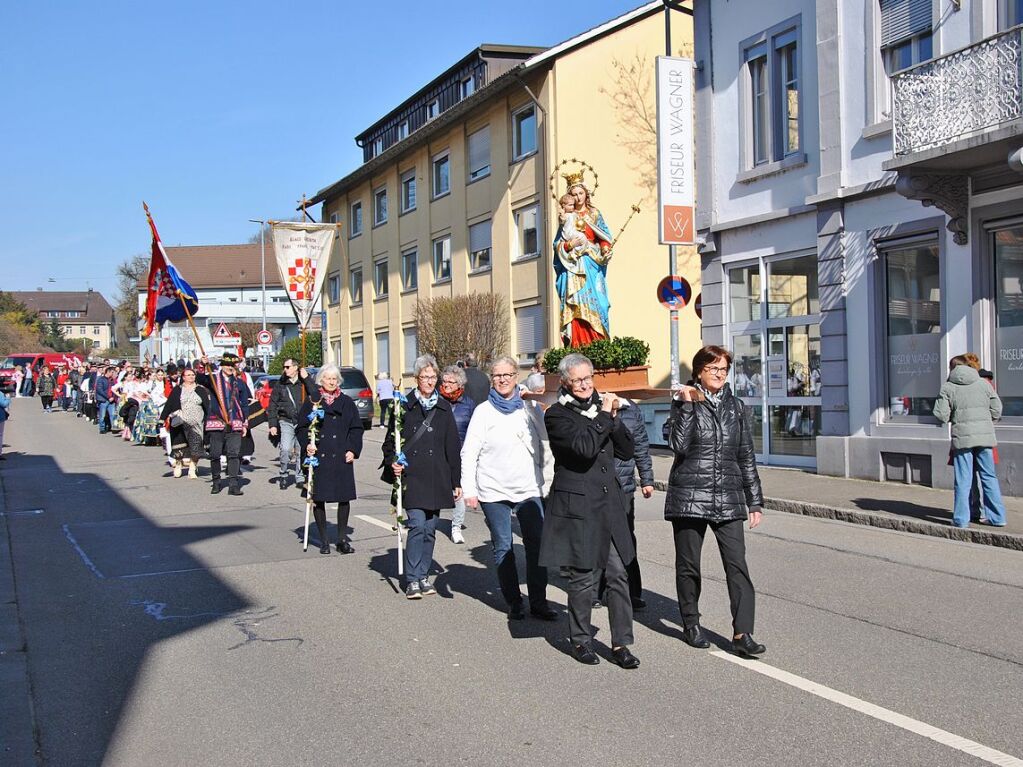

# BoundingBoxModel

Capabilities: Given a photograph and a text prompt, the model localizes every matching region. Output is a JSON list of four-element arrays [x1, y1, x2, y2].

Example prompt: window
[[376, 332, 390, 373], [768, 256, 819, 318], [729, 264, 762, 323], [467, 126, 491, 181], [352, 336, 364, 370], [432, 236, 451, 282], [880, 0, 932, 75], [92, 326, 100, 335], [372, 137, 384, 157], [1001, 0, 1023, 29], [349, 266, 363, 304], [514, 205, 539, 259], [993, 225, 1023, 416], [515, 305, 544, 361], [373, 187, 388, 225], [329, 212, 340, 224], [461, 76, 475, 99], [350, 201, 363, 237], [403, 327, 418, 373], [92, 340, 100, 349], [469, 220, 492, 272], [432, 152, 450, 198], [426, 99, 439, 120], [882, 239, 941, 420], [328, 273, 341, 304], [401, 169, 417, 213], [373, 259, 388, 298], [512, 104, 537, 160], [741, 21, 802, 169], [401, 248, 418, 291], [397, 120, 409, 140]]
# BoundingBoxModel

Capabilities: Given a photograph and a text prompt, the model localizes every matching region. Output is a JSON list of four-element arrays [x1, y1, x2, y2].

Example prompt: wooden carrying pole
[[177, 293, 231, 422]]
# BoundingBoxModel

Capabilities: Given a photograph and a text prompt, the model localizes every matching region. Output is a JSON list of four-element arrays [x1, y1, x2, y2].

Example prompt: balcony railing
[[892, 26, 1023, 157]]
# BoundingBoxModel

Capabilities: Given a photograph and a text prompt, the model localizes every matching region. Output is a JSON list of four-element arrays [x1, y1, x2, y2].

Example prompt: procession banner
[[655, 56, 695, 245], [271, 222, 336, 329]]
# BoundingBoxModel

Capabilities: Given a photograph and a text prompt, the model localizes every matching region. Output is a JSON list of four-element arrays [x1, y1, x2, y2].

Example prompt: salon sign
[[656, 56, 695, 246]]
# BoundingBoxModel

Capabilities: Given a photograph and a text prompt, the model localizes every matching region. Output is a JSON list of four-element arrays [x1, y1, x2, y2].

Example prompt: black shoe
[[592, 598, 603, 609], [530, 606, 558, 621], [279, 478, 289, 490], [570, 643, 600, 665], [337, 540, 354, 554], [611, 647, 640, 669], [682, 624, 711, 649], [732, 633, 766, 657], [508, 603, 525, 621], [631, 597, 647, 611], [319, 541, 331, 555], [228, 485, 243, 496], [210, 481, 222, 495]]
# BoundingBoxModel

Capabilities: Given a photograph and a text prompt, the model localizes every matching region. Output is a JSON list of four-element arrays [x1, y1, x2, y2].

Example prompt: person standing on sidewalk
[[376, 372, 394, 429], [462, 352, 489, 410], [461, 356, 555, 621], [268, 359, 312, 490], [933, 355, 1007, 529], [665, 345, 766, 659], [439, 365, 474, 544]]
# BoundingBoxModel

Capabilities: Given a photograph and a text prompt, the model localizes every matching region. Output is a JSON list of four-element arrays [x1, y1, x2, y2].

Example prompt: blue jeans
[[480, 497, 548, 610], [952, 447, 1006, 527], [404, 508, 439, 583], [97, 401, 117, 432]]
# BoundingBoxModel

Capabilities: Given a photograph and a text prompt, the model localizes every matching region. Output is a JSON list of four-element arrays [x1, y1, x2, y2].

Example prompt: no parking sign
[[656, 275, 692, 310]]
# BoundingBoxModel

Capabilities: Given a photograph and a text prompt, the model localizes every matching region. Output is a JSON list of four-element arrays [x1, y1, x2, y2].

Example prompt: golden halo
[[548, 158, 599, 204]]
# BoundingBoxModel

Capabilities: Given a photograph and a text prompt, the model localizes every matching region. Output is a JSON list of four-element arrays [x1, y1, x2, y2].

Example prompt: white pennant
[[271, 222, 336, 329]]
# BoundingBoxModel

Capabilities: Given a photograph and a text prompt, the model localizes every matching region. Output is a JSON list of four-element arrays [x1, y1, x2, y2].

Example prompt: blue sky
[[1, 0, 644, 304]]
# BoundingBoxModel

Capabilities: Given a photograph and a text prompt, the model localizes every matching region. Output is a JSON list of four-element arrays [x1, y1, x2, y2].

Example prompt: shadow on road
[[851, 496, 951, 525]]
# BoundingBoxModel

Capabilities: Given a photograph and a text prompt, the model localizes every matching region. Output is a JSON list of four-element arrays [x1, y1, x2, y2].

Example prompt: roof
[[10, 290, 115, 323], [135, 244, 283, 290], [308, 1, 669, 206]]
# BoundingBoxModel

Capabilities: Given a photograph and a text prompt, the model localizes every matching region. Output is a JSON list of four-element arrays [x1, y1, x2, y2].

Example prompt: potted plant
[[540, 336, 651, 391]]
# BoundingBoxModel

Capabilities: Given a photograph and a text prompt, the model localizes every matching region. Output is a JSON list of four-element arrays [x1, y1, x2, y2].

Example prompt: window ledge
[[862, 120, 892, 140], [513, 253, 541, 264], [349, 232, 363, 240], [431, 191, 451, 202], [372, 220, 388, 229], [349, 302, 363, 309], [432, 277, 452, 286], [400, 287, 418, 295], [736, 153, 807, 184], [468, 171, 491, 185], [373, 296, 389, 303], [511, 150, 537, 165], [469, 267, 492, 276], [399, 207, 416, 216]]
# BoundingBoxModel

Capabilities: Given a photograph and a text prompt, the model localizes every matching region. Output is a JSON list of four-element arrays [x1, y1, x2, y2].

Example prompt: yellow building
[[310, 1, 700, 385]]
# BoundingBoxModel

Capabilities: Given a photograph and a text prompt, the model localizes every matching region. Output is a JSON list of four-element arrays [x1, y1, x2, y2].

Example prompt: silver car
[[306, 366, 374, 429]]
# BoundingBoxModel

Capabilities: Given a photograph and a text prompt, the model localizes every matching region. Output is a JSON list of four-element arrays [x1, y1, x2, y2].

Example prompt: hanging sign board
[[656, 56, 696, 245]]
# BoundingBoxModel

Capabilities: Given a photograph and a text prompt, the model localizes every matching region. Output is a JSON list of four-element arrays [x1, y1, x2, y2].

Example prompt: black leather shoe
[[337, 540, 354, 554], [570, 643, 600, 665], [319, 542, 331, 555], [682, 624, 711, 649], [228, 485, 242, 496], [611, 647, 640, 669], [591, 598, 603, 609], [732, 633, 766, 657], [508, 603, 525, 621], [210, 481, 222, 495], [530, 606, 558, 621]]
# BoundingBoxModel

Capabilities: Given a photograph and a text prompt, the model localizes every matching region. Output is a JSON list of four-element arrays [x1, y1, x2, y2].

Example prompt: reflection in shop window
[[768, 256, 819, 318], [729, 265, 761, 322], [995, 225, 1023, 416], [884, 241, 940, 419], [732, 334, 763, 397], [785, 324, 821, 396]]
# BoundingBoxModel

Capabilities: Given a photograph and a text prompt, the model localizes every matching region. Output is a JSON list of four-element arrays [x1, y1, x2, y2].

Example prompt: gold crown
[[561, 170, 585, 188]]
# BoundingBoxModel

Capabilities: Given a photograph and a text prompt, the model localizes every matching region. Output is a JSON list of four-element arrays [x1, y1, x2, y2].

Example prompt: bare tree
[[232, 322, 264, 354], [115, 253, 150, 340], [414, 293, 510, 368]]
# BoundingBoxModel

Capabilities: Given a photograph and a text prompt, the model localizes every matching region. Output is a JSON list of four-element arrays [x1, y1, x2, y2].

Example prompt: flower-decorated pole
[[390, 383, 408, 576], [302, 403, 324, 552]]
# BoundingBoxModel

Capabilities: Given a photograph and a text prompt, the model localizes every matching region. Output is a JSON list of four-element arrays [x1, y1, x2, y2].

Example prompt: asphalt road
[[2, 399, 1022, 767]]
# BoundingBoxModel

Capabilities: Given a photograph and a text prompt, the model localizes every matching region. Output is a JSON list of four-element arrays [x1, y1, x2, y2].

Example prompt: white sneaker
[[451, 526, 464, 544]]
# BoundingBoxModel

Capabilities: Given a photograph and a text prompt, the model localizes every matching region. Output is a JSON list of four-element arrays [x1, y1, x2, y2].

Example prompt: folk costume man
[[198, 353, 251, 496]]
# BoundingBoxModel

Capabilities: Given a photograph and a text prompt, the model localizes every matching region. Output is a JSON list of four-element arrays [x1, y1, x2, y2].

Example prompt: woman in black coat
[[160, 368, 211, 479], [539, 353, 639, 670], [383, 355, 461, 600], [297, 364, 364, 555], [666, 344, 765, 658]]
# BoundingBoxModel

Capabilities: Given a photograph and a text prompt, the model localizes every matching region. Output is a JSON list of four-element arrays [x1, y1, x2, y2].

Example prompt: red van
[[0, 352, 84, 393]]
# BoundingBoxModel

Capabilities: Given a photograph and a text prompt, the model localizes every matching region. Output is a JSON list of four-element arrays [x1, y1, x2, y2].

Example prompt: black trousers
[[672, 517, 755, 635], [566, 542, 634, 648], [599, 493, 642, 601], [313, 501, 351, 545], [208, 430, 241, 484]]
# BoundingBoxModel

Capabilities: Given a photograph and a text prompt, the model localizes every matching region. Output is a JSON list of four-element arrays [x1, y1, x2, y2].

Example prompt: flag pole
[[176, 292, 231, 424]]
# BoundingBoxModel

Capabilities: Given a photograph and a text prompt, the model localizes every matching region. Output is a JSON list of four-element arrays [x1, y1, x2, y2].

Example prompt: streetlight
[[249, 218, 268, 371]]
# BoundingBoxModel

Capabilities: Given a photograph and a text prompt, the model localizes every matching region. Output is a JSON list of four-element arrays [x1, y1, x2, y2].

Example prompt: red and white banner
[[271, 222, 336, 329], [655, 56, 696, 246]]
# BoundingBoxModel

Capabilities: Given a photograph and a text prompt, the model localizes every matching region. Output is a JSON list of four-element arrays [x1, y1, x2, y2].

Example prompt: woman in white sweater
[[462, 356, 556, 621]]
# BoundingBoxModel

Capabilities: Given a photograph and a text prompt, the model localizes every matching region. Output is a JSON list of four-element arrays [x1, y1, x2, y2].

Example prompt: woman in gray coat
[[665, 345, 765, 658], [933, 355, 1006, 528]]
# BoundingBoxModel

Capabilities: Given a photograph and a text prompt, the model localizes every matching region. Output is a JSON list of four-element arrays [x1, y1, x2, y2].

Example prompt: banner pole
[[177, 292, 230, 423]]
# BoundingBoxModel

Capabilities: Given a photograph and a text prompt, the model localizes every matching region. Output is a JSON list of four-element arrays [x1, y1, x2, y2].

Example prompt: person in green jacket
[[933, 355, 1007, 528]]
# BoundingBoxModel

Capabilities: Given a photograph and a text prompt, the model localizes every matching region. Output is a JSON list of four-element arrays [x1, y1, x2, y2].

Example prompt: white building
[[694, 0, 1023, 491], [136, 244, 314, 364]]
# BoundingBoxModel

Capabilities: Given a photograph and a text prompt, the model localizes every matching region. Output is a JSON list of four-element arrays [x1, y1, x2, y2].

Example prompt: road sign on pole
[[694, 292, 703, 320], [657, 275, 692, 309], [212, 322, 232, 339], [256, 329, 272, 346]]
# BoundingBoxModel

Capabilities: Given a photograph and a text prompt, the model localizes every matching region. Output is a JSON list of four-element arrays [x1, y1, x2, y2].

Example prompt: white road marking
[[355, 514, 398, 532], [61, 524, 105, 580], [710, 651, 1023, 766]]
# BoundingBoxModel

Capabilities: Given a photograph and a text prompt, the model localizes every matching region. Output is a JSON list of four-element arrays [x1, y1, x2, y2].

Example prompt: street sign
[[694, 292, 702, 319], [212, 322, 232, 339], [257, 343, 273, 355], [256, 329, 272, 345], [212, 335, 241, 348], [657, 275, 692, 309], [656, 57, 696, 245]]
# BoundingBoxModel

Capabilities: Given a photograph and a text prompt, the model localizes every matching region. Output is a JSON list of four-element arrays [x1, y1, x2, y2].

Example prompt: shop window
[[994, 225, 1023, 416], [729, 264, 762, 323]]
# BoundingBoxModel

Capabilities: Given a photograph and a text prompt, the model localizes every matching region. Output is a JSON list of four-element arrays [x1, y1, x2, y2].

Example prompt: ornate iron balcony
[[892, 26, 1023, 157]]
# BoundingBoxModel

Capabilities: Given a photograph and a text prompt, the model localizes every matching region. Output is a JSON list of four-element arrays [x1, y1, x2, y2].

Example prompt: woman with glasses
[[666, 345, 766, 658], [438, 365, 475, 544], [462, 356, 555, 620], [384, 355, 462, 599]]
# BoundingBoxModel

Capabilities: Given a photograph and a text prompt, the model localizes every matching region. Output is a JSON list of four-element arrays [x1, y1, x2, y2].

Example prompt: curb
[[651, 481, 1023, 552]]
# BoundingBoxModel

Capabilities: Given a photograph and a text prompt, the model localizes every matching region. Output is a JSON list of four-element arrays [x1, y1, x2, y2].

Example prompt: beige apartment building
[[12, 290, 117, 351], [311, 2, 699, 385]]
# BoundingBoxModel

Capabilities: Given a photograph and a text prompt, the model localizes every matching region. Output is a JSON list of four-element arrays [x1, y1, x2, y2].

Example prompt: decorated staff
[[388, 385, 408, 575], [302, 403, 323, 552]]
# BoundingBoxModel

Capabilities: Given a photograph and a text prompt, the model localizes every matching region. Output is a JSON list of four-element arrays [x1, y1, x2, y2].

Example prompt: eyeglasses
[[441, 379, 460, 386], [491, 372, 516, 381], [417, 374, 437, 381], [703, 365, 730, 375], [568, 375, 593, 386]]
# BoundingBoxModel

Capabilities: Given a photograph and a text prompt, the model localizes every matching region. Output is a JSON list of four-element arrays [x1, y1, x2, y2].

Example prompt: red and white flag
[[271, 222, 336, 329]]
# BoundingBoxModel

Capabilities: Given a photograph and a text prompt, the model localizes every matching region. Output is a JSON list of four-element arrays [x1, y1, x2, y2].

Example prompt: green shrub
[[268, 332, 323, 375], [540, 336, 650, 373]]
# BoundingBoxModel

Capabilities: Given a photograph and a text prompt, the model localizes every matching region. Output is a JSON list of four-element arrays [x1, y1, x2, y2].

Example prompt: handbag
[[379, 407, 437, 483]]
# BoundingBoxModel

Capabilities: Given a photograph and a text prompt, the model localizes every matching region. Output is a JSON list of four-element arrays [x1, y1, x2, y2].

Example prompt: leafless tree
[[114, 253, 150, 340], [414, 293, 510, 368]]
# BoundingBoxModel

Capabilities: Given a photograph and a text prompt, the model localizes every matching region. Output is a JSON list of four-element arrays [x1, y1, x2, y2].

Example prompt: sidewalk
[[649, 450, 1023, 551]]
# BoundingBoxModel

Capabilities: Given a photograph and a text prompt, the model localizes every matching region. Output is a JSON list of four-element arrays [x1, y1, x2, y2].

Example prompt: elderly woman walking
[[439, 365, 475, 544], [297, 364, 364, 554], [161, 367, 210, 479], [540, 353, 639, 668], [933, 354, 1007, 528], [462, 356, 555, 621], [666, 345, 766, 658], [384, 355, 462, 599]]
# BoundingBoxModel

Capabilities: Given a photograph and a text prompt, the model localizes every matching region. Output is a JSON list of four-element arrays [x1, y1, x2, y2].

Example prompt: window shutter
[[468, 127, 490, 174], [516, 305, 544, 355], [403, 328, 418, 373], [469, 220, 491, 251], [352, 338, 364, 370], [880, 0, 932, 47]]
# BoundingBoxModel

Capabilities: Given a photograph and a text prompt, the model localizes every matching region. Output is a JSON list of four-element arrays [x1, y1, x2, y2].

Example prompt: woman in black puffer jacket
[[665, 345, 766, 658]]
